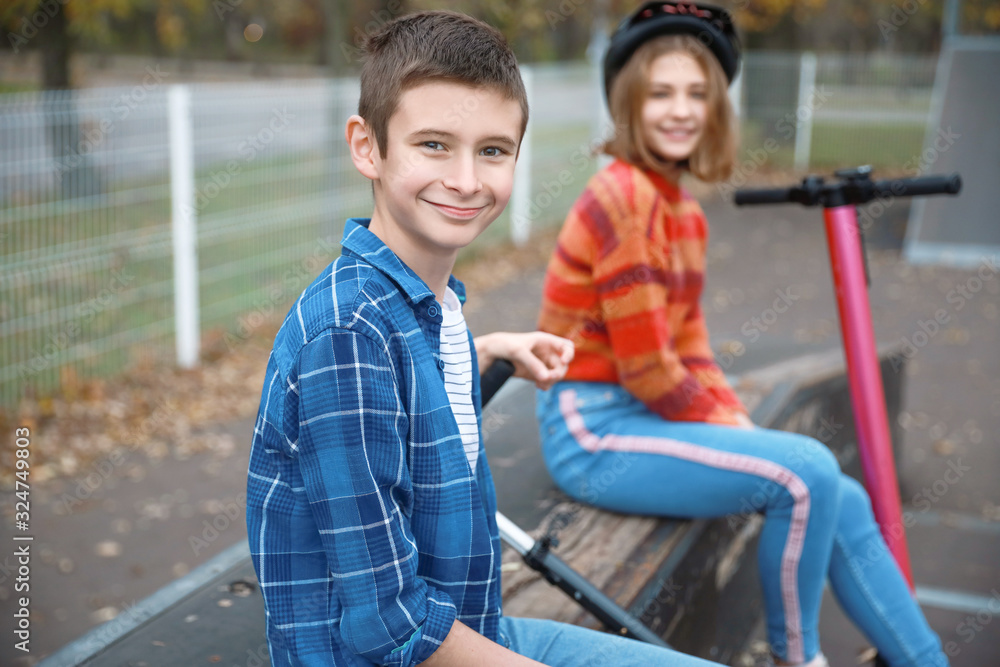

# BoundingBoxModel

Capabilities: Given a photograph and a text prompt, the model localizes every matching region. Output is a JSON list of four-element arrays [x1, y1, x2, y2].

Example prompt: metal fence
[[0, 52, 940, 410], [1, 77, 364, 409]]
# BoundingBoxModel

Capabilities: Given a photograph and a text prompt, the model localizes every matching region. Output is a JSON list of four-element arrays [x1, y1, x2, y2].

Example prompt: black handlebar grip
[[733, 187, 795, 206], [875, 173, 962, 198], [480, 359, 516, 406]]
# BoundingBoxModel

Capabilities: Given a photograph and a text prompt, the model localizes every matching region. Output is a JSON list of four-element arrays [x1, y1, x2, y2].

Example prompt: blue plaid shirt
[[246, 219, 504, 666]]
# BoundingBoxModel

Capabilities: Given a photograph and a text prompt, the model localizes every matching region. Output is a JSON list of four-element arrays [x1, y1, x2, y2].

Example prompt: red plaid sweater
[[537, 159, 747, 426]]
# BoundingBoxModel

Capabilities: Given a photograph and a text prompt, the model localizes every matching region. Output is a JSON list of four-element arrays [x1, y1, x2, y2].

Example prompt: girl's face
[[640, 51, 708, 163]]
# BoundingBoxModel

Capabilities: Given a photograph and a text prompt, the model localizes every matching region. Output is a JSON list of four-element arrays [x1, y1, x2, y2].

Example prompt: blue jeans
[[536, 381, 949, 667], [501, 617, 720, 665]]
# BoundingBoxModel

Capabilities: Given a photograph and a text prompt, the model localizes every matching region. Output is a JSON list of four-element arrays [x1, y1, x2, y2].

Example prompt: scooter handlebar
[[733, 172, 962, 207], [733, 186, 796, 206], [480, 358, 516, 406], [874, 173, 962, 198]]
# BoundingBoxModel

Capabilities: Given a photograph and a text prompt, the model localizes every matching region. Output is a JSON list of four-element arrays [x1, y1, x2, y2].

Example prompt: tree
[[731, 0, 999, 53], [2, 1, 176, 90]]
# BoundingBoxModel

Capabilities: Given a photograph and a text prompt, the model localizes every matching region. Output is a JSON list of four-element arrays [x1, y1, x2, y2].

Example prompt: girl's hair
[[602, 34, 737, 183]]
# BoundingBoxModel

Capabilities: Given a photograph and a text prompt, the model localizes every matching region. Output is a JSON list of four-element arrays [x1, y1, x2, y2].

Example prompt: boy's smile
[[347, 81, 522, 296]]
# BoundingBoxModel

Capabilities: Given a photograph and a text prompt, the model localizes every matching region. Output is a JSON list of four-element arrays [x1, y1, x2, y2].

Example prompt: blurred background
[[1, 0, 998, 664], [1, 0, 998, 418]]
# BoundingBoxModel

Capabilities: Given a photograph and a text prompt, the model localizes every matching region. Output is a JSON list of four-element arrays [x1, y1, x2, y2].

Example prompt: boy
[[246, 10, 720, 666]]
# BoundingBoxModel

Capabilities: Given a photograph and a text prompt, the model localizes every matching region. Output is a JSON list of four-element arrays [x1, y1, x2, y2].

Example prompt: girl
[[535, 3, 948, 666]]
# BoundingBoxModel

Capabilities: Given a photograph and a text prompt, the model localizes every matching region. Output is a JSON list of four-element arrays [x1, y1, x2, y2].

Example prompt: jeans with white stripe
[[536, 381, 948, 667]]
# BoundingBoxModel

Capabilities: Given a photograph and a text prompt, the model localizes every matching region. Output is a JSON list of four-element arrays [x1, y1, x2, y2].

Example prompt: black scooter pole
[[481, 360, 670, 648]]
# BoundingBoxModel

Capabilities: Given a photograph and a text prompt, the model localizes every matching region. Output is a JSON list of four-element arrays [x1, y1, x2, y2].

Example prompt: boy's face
[[362, 81, 522, 265]]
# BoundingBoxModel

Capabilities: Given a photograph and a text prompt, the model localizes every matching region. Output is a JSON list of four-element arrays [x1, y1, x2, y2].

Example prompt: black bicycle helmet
[[603, 1, 742, 101]]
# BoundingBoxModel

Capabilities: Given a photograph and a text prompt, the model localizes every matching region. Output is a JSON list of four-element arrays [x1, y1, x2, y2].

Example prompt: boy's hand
[[475, 332, 574, 391], [423, 620, 548, 666]]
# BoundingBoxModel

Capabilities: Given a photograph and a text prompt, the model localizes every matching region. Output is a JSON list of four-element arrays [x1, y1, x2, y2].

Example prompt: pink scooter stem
[[823, 204, 914, 588]]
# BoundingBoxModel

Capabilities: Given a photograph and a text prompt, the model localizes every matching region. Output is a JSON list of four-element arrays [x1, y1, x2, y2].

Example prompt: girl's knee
[[786, 436, 841, 496], [838, 474, 875, 518]]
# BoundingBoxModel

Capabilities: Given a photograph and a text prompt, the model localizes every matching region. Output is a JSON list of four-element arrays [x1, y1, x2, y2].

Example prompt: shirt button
[[438, 358, 445, 370], [427, 304, 439, 318]]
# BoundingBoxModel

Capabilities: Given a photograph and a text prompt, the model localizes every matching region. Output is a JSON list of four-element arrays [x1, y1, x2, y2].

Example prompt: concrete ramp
[[904, 38, 1000, 267]]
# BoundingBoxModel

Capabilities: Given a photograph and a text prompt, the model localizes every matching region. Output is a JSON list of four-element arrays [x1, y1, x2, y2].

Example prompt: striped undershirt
[[440, 287, 479, 472]]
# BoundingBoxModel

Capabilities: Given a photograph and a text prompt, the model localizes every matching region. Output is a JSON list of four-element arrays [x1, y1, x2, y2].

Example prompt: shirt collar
[[340, 218, 467, 306]]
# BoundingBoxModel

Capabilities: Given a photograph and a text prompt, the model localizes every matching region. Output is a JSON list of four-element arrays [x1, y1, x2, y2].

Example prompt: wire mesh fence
[[0, 78, 366, 410], [0, 52, 941, 411], [737, 51, 938, 175]]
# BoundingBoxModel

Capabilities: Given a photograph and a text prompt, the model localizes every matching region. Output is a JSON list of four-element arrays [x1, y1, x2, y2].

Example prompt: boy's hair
[[603, 34, 737, 183], [359, 11, 529, 157]]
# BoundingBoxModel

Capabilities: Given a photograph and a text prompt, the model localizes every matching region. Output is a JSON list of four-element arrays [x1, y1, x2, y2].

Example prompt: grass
[[0, 81, 38, 94], [809, 122, 927, 171], [1, 113, 934, 411], [2, 149, 346, 409], [738, 118, 927, 174]]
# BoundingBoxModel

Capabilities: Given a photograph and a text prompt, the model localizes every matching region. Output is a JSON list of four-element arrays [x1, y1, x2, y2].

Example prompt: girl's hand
[[732, 412, 755, 430], [474, 332, 575, 390]]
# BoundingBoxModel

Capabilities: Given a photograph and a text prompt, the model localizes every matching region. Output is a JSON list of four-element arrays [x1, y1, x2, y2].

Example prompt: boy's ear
[[345, 114, 380, 181]]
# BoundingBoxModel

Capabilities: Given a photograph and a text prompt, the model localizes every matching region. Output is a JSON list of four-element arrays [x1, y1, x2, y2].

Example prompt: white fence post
[[168, 84, 200, 368], [510, 66, 533, 246], [794, 51, 817, 172], [729, 68, 743, 118], [592, 51, 614, 173]]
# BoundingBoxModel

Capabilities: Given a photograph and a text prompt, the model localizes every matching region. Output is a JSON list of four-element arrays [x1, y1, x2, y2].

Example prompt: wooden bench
[[493, 346, 905, 664], [39, 346, 906, 666]]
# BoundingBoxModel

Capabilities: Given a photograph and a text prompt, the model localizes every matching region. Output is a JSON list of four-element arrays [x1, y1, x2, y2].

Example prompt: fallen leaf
[[95, 541, 122, 558], [932, 439, 956, 456]]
